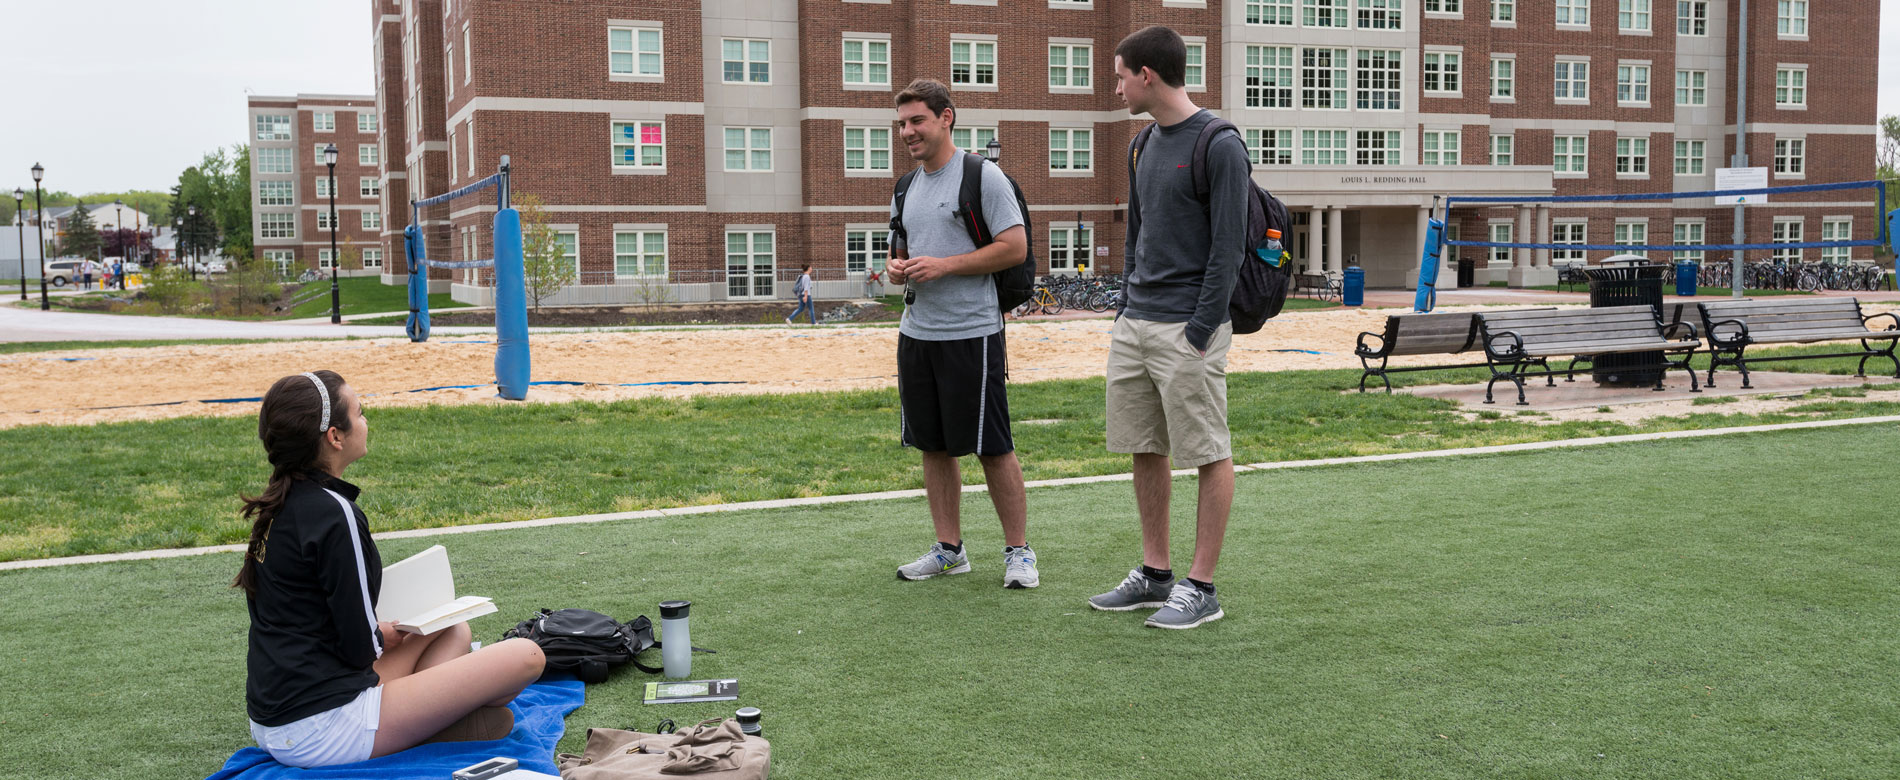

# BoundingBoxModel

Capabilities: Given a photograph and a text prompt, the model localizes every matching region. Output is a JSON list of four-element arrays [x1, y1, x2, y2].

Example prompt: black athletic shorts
[[897, 331, 1013, 457]]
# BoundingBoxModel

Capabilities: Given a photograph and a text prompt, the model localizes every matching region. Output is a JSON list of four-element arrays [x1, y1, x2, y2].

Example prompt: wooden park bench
[[1475, 305, 1702, 405], [1355, 309, 1550, 393], [1696, 297, 1900, 388], [1295, 272, 1340, 301]]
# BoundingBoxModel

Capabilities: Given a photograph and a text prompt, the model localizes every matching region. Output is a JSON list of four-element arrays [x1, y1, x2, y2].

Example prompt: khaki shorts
[[1105, 317, 1233, 468]]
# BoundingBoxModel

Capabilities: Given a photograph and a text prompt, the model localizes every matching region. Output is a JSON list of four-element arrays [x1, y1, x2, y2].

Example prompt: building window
[[614, 231, 667, 278], [1302, 129, 1350, 165], [1490, 133, 1513, 165], [1553, 222, 1586, 262], [1676, 69, 1706, 105], [1489, 223, 1513, 266], [1774, 138, 1806, 176], [1301, 48, 1349, 108], [610, 27, 663, 77], [1492, 0, 1514, 22], [314, 144, 331, 165], [726, 230, 776, 299], [845, 229, 889, 276], [843, 38, 890, 86], [612, 121, 665, 168], [951, 40, 997, 87], [1245, 129, 1294, 165], [261, 213, 297, 239], [1771, 218, 1803, 262], [1048, 224, 1093, 272], [262, 249, 296, 273], [551, 231, 579, 278], [318, 248, 336, 269], [1049, 128, 1093, 172], [359, 144, 378, 165], [1674, 140, 1705, 175], [1355, 49, 1401, 110], [1821, 219, 1852, 263], [1774, 68, 1806, 107], [1553, 135, 1587, 174], [1555, 0, 1589, 25], [952, 127, 997, 154], [1616, 64, 1650, 104], [258, 181, 294, 206], [1678, 0, 1707, 34], [1614, 221, 1647, 255], [317, 210, 336, 231], [358, 112, 378, 133], [1777, 0, 1807, 36], [722, 38, 770, 83], [1424, 0, 1461, 12], [844, 127, 892, 172], [1673, 220, 1705, 262], [313, 112, 335, 132], [446, 43, 455, 98], [255, 114, 291, 141], [1305, 0, 1349, 27], [315, 177, 331, 198], [449, 129, 458, 181], [1357, 0, 1402, 30], [1491, 57, 1514, 98], [1245, 46, 1294, 108], [361, 176, 380, 197], [1049, 44, 1092, 88], [723, 127, 772, 172], [363, 248, 383, 269], [1421, 131, 1460, 165], [1618, 0, 1650, 31], [1245, 0, 1295, 25], [362, 210, 382, 230], [1184, 43, 1205, 88], [1554, 60, 1589, 101], [463, 25, 471, 84], [1422, 52, 1461, 94], [1355, 130, 1400, 165]]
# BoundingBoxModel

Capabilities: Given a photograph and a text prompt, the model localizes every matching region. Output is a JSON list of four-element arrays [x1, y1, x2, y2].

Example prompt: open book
[[376, 545, 497, 635]]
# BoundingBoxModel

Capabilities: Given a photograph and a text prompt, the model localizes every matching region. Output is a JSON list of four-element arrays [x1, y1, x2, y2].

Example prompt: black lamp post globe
[[325, 144, 340, 324]]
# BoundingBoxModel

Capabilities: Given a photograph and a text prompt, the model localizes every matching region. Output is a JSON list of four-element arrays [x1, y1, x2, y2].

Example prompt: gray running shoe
[[897, 542, 970, 580], [1087, 568, 1174, 611], [1144, 582, 1224, 629], [1003, 546, 1040, 589]]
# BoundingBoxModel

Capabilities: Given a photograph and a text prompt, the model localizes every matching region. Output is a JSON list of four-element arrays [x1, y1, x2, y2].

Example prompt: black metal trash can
[[1582, 263, 1667, 385], [1457, 258, 1475, 288]]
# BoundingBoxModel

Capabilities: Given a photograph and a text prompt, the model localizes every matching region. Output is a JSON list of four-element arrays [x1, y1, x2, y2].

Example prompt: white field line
[[6, 414, 1896, 572]]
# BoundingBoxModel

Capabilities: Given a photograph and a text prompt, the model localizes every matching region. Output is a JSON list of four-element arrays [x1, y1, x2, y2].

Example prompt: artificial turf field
[[2, 422, 1894, 779]]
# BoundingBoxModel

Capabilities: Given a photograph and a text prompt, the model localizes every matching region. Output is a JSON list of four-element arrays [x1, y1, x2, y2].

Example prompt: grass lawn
[[3, 345, 1898, 562], [30, 277, 467, 320], [2, 424, 1896, 779], [0, 338, 334, 355]]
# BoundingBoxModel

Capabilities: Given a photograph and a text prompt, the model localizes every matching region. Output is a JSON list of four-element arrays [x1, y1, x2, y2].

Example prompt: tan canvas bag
[[557, 719, 769, 780]]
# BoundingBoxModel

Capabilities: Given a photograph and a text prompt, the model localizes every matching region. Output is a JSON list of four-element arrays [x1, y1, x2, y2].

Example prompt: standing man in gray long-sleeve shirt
[[1086, 25, 1248, 630]]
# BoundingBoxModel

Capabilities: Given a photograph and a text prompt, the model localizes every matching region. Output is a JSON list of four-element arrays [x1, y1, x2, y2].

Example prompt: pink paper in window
[[641, 125, 662, 144]]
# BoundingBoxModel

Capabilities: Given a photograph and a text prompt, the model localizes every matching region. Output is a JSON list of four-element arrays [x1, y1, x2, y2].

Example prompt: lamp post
[[13, 188, 24, 300], [32, 163, 47, 310], [325, 143, 340, 324], [984, 136, 1000, 165], [113, 199, 124, 291], [186, 205, 198, 282], [174, 216, 183, 272], [128, 207, 140, 289]]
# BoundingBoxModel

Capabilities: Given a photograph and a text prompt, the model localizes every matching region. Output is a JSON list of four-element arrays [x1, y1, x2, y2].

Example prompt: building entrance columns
[[1510, 204, 1559, 287], [1326, 207, 1344, 274]]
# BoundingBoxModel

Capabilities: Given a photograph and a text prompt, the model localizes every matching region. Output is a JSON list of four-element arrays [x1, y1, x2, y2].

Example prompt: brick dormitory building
[[254, 0, 1881, 303]]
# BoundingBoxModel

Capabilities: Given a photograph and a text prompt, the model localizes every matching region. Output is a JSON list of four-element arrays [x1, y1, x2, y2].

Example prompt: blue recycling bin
[[1675, 261, 1698, 296], [1343, 266, 1365, 306]]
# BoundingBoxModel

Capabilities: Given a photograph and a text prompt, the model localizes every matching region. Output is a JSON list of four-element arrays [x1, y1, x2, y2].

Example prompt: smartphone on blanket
[[453, 757, 559, 780]]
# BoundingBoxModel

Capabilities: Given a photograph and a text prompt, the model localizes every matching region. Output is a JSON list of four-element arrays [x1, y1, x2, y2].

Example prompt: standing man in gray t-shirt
[[1086, 26, 1247, 630], [885, 78, 1039, 590]]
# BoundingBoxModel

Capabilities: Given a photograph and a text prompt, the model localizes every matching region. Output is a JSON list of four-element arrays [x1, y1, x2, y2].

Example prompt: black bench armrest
[[1482, 330, 1525, 361], [1707, 317, 1749, 347], [1355, 330, 1387, 358], [1864, 311, 1899, 332], [1661, 319, 1699, 341]]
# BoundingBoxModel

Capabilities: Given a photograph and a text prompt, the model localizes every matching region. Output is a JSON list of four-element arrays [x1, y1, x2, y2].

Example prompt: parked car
[[190, 259, 228, 274], [42, 260, 85, 287]]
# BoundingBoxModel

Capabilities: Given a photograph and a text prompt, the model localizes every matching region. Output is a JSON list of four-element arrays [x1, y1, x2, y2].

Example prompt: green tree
[[62, 201, 103, 261], [1880, 115, 1898, 259], [217, 145, 254, 258], [516, 193, 576, 310]]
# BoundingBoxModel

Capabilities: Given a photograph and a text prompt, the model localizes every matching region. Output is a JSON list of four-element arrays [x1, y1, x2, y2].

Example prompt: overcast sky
[[1, 1, 1896, 196]]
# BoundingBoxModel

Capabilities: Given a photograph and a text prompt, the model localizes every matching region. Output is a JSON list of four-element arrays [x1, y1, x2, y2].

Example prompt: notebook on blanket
[[204, 678, 583, 780]]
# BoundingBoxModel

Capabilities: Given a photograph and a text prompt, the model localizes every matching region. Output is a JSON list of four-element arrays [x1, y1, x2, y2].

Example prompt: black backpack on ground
[[503, 608, 660, 683], [1129, 117, 1293, 334], [890, 152, 1037, 314]]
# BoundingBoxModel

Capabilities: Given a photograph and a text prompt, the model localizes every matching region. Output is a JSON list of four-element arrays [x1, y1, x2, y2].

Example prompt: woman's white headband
[[301, 372, 331, 432]]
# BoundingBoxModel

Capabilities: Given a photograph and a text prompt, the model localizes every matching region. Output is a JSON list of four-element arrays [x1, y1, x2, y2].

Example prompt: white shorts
[[249, 685, 383, 768]]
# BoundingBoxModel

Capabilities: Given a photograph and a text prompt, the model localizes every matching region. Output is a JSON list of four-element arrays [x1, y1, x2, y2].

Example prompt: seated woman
[[235, 370, 545, 769]]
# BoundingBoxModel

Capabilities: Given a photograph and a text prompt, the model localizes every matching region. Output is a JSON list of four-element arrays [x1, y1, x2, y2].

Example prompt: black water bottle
[[734, 706, 763, 738]]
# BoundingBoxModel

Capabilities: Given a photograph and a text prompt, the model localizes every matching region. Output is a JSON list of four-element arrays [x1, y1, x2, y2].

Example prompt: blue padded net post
[[492, 207, 530, 400], [404, 224, 430, 342], [1414, 217, 1446, 312], [1888, 207, 1899, 289]]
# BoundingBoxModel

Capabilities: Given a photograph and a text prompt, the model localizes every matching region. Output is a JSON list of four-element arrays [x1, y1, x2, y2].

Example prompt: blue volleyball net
[[1413, 179, 1895, 312], [404, 156, 531, 400]]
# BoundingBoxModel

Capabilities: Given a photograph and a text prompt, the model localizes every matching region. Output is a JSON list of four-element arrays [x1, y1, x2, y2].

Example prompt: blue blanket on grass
[[205, 679, 584, 780]]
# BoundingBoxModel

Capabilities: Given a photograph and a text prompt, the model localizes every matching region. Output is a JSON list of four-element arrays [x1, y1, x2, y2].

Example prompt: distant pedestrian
[[113, 259, 124, 289], [82, 259, 95, 290], [785, 264, 817, 325]]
